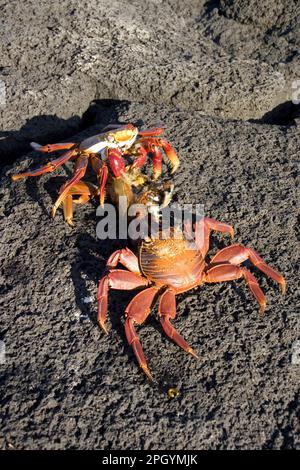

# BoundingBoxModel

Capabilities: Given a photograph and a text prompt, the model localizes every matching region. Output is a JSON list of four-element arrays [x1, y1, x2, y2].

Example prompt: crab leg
[[205, 264, 267, 313], [62, 181, 97, 226], [11, 149, 76, 181], [194, 217, 235, 258], [125, 287, 160, 380], [151, 146, 164, 179], [106, 248, 141, 274], [98, 164, 108, 207], [136, 142, 164, 179], [90, 154, 108, 206], [97, 269, 150, 334], [30, 142, 75, 153], [139, 137, 180, 173], [158, 288, 198, 357], [108, 148, 126, 178], [52, 154, 89, 218], [159, 140, 179, 173], [138, 127, 164, 137], [130, 145, 148, 171], [67, 181, 97, 203], [210, 244, 286, 294]]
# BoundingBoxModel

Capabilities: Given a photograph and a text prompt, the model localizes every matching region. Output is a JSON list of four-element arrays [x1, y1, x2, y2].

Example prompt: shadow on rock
[[0, 99, 133, 169], [70, 230, 152, 373], [70, 229, 133, 330], [0, 114, 81, 168], [250, 101, 300, 126]]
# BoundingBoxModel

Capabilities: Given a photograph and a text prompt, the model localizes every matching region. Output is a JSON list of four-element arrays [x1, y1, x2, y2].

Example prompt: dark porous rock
[[1, 100, 299, 449]]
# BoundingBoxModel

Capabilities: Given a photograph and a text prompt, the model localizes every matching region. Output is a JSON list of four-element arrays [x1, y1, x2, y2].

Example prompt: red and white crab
[[12, 124, 179, 220]]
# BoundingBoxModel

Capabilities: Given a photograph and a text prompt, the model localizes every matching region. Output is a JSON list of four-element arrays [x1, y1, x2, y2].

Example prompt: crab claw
[[139, 137, 180, 174], [108, 148, 126, 178], [161, 141, 180, 173], [160, 182, 174, 209]]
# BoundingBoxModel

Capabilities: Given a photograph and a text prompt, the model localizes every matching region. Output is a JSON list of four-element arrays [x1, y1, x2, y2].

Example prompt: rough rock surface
[[0, 0, 300, 451], [1, 101, 299, 449], [1, 0, 300, 162]]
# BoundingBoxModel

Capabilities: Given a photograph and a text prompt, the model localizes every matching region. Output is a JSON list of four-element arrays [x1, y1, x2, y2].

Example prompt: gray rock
[[1, 0, 299, 159]]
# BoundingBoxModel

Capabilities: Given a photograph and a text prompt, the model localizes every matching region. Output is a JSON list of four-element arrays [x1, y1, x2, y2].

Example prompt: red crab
[[97, 218, 286, 380], [11, 124, 179, 221]]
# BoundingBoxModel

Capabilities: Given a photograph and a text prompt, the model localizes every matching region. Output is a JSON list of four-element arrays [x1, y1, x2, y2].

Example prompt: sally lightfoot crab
[[97, 218, 286, 380], [11, 124, 179, 222]]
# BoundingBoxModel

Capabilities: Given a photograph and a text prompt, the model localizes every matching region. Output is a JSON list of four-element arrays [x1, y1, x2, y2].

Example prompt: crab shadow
[[0, 99, 136, 169], [0, 114, 81, 169], [70, 228, 148, 371]]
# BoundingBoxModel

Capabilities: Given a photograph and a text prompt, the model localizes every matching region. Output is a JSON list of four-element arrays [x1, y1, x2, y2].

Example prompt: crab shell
[[79, 126, 139, 155], [139, 230, 204, 292]]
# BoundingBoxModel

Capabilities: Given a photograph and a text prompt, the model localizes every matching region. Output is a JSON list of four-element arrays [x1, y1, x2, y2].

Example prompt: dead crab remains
[[98, 218, 286, 380]]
